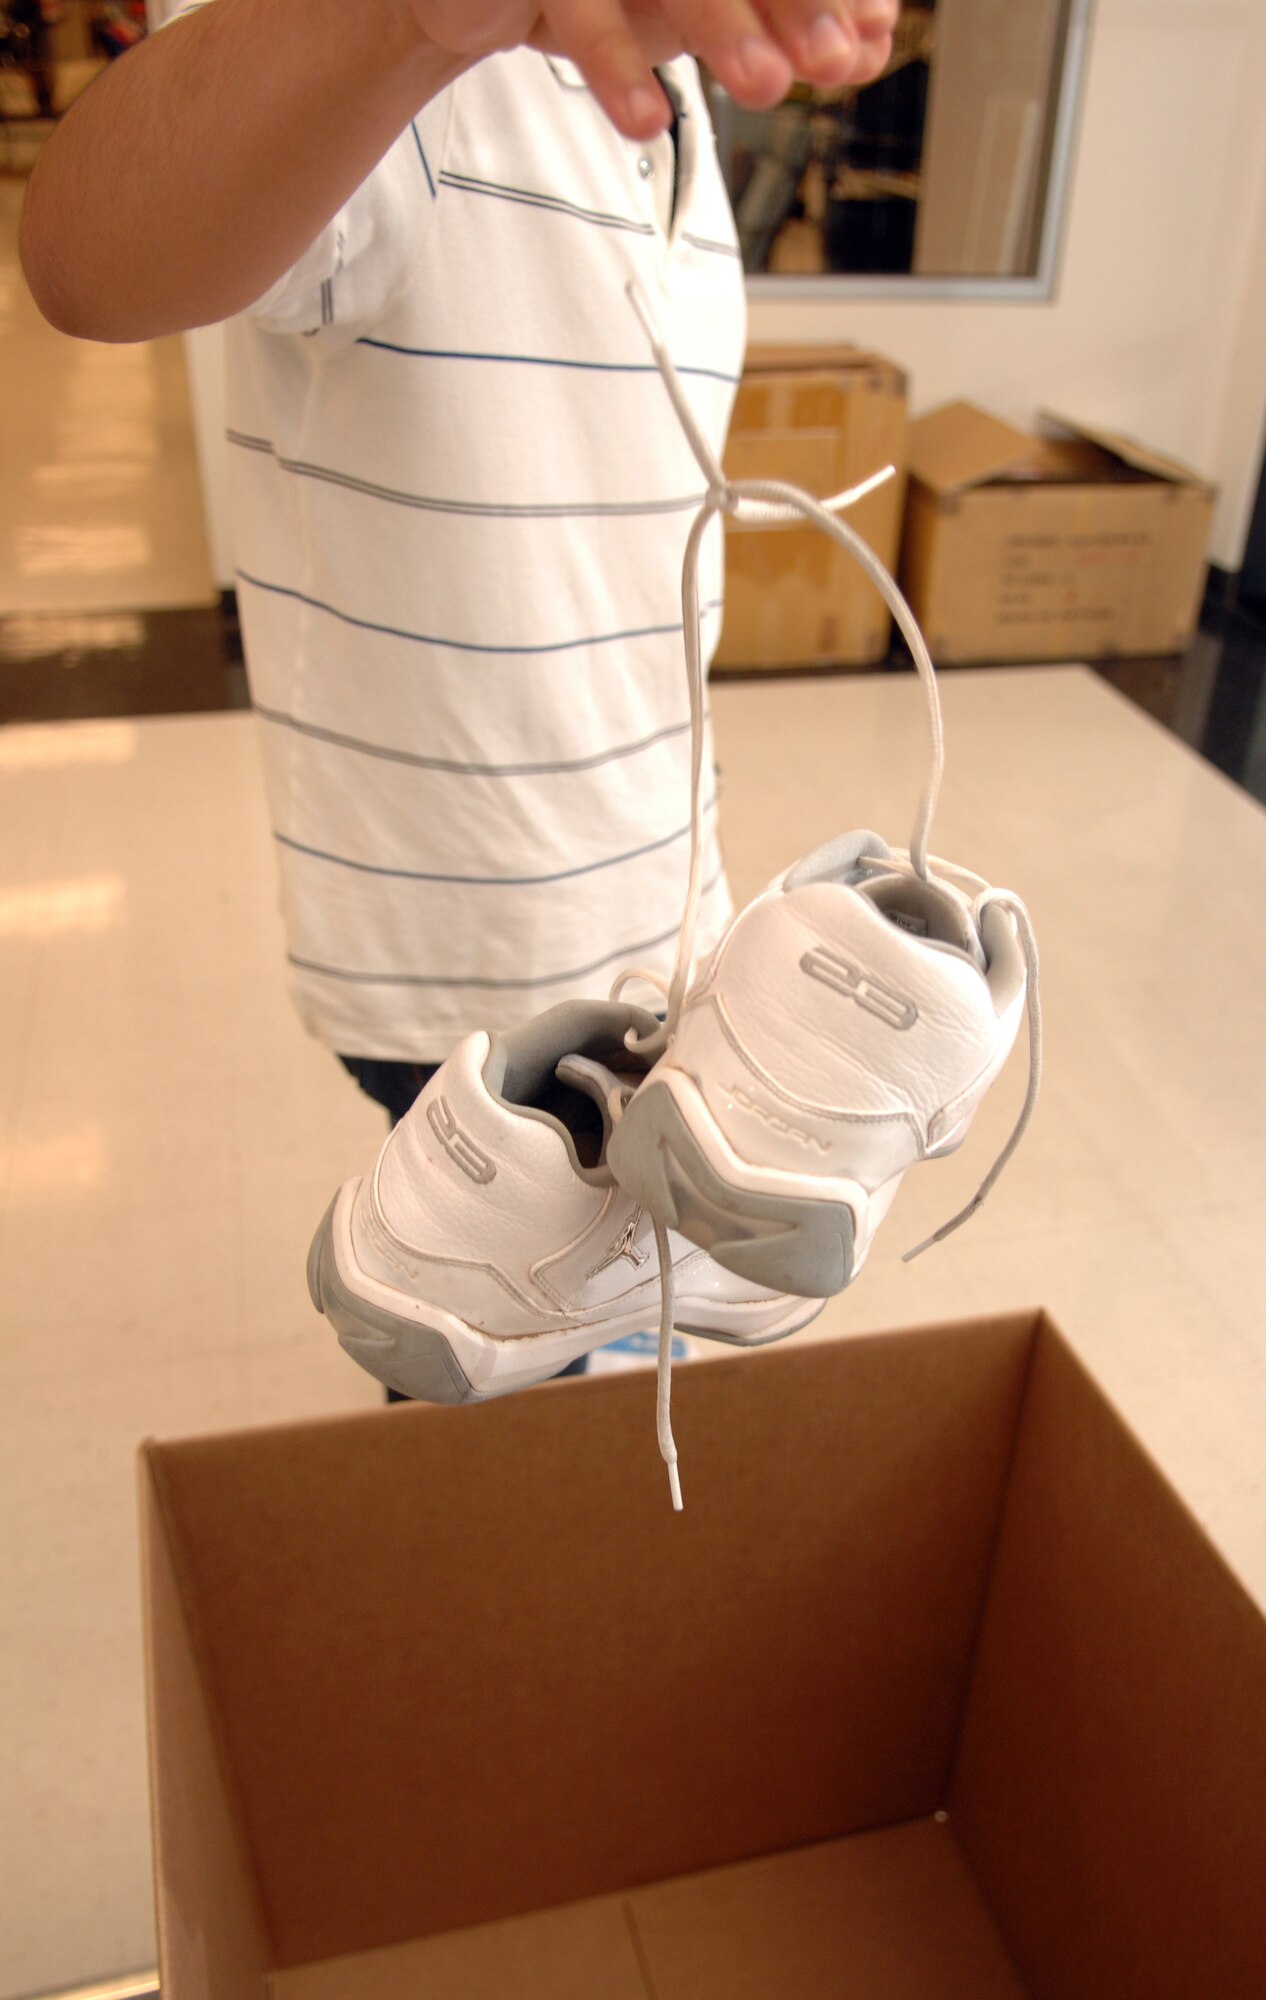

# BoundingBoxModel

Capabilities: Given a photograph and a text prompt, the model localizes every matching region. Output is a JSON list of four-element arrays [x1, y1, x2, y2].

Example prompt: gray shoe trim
[[307, 1196, 483, 1405], [486, 998, 659, 1106], [861, 870, 984, 965], [609, 1087, 856, 1300], [784, 828, 891, 891], [482, 998, 662, 1185], [679, 1318, 815, 1349]]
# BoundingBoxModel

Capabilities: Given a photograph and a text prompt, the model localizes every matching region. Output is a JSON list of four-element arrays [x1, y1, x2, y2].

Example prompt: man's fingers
[[658, 1, 793, 110], [845, 31, 895, 88], [542, 0, 898, 136], [844, 0, 899, 80], [543, 0, 674, 136], [755, 1, 896, 90], [658, 1, 896, 107], [849, 0, 901, 41]]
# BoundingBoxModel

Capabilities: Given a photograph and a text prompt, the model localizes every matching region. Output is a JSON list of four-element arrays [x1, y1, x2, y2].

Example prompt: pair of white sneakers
[[308, 293, 1041, 1507]]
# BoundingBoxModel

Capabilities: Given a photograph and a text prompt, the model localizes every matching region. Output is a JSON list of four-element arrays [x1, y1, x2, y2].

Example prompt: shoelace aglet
[[653, 1219, 685, 1511], [826, 464, 895, 510], [902, 1191, 987, 1262], [730, 464, 896, 527]]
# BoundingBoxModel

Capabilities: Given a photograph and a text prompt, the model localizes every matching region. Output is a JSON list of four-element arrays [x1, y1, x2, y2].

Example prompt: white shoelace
[[615, 282, 1042, 1506], [620, 287, 944, 1064], [588, 1066, 685, 1508]]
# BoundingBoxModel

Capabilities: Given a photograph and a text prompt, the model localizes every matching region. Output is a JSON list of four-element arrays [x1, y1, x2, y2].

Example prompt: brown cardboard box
[[141, 1311, 1266, 1999], [713, 347, 909, 670], [901, 401, 1216, 663]]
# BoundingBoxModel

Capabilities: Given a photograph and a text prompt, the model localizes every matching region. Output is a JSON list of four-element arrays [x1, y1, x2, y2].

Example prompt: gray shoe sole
[[307, 1196, 486, 1405], [308, 1188, 820, 1403], [609, 1083, 856, 1300]]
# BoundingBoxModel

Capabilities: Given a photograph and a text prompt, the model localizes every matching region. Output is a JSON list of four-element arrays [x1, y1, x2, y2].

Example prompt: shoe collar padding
[[481, 999, 660, 1186]]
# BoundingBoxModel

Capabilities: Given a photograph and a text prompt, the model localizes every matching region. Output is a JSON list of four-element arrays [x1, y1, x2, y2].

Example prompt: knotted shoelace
[[611, 283, 1042, 1508]]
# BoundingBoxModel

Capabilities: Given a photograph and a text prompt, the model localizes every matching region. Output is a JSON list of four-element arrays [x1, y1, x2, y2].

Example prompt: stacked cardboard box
[[715, 370, 1215, 672], [714, 346, 909, 671], [901, 401, 1216, 663]]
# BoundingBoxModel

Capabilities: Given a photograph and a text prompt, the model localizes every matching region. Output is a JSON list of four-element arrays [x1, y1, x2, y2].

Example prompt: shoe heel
[[307, 1187, 480, 1404], [307, 1197, 335, 1314], [611, 1081, 856, 1299]]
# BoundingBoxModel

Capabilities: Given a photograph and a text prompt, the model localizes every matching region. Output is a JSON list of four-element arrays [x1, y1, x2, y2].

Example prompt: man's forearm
[[19, 0, 467, 342], [21, 0, 902, 343]]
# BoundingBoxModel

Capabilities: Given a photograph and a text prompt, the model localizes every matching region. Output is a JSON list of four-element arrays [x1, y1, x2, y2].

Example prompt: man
[[20, 0, 897, 1118]]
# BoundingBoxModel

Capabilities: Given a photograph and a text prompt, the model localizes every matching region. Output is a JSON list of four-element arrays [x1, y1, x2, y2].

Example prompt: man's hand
[[407, 1, 900, 139], [21, 0, 898, 343]]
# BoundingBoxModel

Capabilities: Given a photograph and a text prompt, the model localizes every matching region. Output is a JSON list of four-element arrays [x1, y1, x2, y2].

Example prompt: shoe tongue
[[858, 871, 987, 972]]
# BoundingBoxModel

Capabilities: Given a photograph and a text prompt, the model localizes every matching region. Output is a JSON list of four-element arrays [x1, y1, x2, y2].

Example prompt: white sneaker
[[608, 832, 1035, 1297], [308, 999, 822, 1408], [608, 287, 1042, 1304]]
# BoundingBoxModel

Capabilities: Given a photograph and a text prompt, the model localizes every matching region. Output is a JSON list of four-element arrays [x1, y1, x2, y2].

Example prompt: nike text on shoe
[[608, 287, 1042, 1302], [308, 1000, 824, 1502]]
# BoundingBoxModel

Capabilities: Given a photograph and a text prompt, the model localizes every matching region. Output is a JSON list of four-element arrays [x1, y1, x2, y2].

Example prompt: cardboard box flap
[[271, 1893, 650, 2000], [140, 1447, 272, 1999], [950, 1323, 1266, 1997], [274, 1825, 1027, 2000], [630, 1821, 1027, 1999], [908, 402, 1037, 495], [1039, 411, 1216, 494]]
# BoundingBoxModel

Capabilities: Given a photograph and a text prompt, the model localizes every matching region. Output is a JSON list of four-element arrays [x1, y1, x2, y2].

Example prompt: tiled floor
[[4, 668, 1266, 1994], [1, 708, 388, 1995], [1091, 582, 1266, 813], [0, 177, 215, 618]]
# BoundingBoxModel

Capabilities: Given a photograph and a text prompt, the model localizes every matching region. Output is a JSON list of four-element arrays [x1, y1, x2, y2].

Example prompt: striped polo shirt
[[188, 20, 746, 1059]]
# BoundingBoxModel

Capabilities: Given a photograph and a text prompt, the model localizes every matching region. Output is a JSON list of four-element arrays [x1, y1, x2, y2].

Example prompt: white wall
[[750, 0, 1266, 569], [185, 0, 1266, 582]]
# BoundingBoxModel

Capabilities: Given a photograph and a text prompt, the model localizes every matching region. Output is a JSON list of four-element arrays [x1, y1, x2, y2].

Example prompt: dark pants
[[338, 1054, 589, 1390], [339, 1053, 439, 1127]]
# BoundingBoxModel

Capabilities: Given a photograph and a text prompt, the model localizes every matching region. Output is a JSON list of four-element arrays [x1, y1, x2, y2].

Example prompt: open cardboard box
[[713, 345, 908, 670], [900, 401, 1215, 663], [141, 1310, 1266, 1998]]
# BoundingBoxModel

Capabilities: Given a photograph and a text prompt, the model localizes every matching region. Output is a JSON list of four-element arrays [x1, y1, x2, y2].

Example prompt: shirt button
[[638, 155, 654, 179]]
